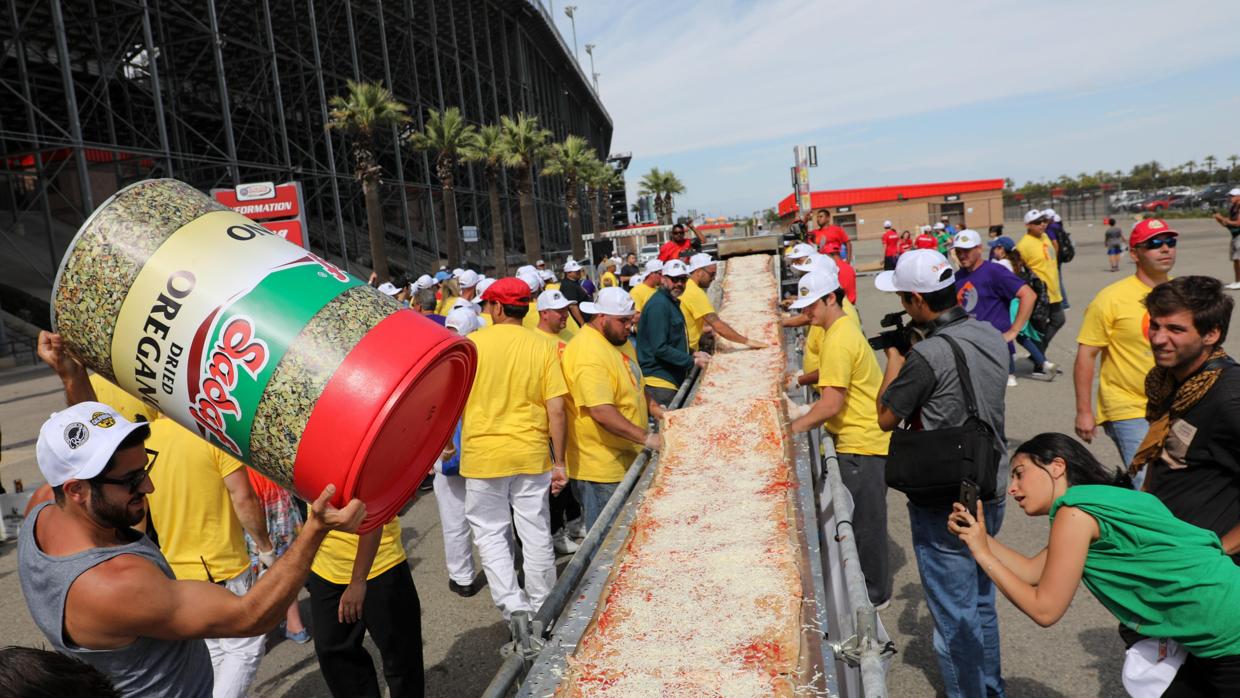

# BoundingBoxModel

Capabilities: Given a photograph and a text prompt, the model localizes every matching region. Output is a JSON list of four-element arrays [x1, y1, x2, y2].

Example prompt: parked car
[[1140, 193, 1188, 213], [1165, 185, 1195, 198], [1109, 190, 1145, 211], [638, 243, 659, 264], [1188, 183, 1236, 210]]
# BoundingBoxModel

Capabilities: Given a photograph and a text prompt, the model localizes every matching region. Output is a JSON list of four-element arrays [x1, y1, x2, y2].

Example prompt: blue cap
[[434, 271, 451, 282], [988, 236, 1015, 251]]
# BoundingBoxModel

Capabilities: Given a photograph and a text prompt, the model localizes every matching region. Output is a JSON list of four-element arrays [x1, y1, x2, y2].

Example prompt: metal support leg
[[307, 0, 350, 272], [206, 0, 239, 184], [49, 0, 94, 214]]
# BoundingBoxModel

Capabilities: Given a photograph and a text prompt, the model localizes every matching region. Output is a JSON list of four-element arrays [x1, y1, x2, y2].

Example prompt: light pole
[[585, 43, 598, 91], [564, 6, 579, 62]]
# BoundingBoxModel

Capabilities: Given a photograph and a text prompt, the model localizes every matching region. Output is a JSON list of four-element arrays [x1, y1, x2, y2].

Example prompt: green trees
[[407, 107, 476, 268], [541, 135, 599, 260], [326, 80, 410, 282], [462, 124, 510, 276], [498, 114, 552, 264], [638, 168, 686, 224]]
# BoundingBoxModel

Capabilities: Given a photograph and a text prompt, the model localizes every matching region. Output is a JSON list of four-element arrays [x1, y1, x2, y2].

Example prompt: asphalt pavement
[[0, 216, 1236, 697]]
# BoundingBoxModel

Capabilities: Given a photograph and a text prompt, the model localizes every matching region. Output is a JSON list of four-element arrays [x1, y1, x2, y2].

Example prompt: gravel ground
[[1, 216, 1236, 697]]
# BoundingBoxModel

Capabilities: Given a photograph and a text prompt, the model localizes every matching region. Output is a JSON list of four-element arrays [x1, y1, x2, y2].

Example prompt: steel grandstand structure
[[1, 0, 615, 286]]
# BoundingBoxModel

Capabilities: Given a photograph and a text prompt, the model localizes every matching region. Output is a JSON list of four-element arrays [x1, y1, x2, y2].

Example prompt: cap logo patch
[[64, 422, 89, 449], [1149, 220, 1164, 229], [90, 411, 116, 429], [799, 287, 810, 296]]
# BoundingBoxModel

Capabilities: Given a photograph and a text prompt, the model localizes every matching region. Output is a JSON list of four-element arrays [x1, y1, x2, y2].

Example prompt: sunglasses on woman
[[1139, 237, 1177, 250], [93, 449, 159, 492]]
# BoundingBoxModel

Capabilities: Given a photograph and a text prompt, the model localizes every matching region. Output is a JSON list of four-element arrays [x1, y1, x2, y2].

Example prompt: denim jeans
[[1103, 418, 1150, 490], [572, 480, 620, 534], [1008, 338, 1048, 373], [908, 497, 1007, 698]]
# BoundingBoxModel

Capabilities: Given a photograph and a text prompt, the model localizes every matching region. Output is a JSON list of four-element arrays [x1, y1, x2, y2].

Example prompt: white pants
[[464, 471, 556, 619], [433, 470, 477, 585], [206, 567, 265, 698]]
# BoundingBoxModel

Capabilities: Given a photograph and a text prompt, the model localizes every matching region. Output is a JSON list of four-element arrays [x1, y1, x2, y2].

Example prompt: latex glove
[[256, 548, 277, 571], [785, 373, 802, 392], [644, 432, 663, 452], [785, 396, 811, 419]]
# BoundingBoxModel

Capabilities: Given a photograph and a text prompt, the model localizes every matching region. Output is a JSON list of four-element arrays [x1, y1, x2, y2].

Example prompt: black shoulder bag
[[885, 335, 1002, 506]]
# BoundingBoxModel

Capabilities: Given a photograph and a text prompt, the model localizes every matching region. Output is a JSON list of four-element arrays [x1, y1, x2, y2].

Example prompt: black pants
[[645, 385, 679, 407], [307, 563, 424, 698], [1037, 301, 1066, 355], [883, 255, 898, 271], [835, 453, 892, 605], [1164, 653, 1240, 697], [550, 481, 582, 533]]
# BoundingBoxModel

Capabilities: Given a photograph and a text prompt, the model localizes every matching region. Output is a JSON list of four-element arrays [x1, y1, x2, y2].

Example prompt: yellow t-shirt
[[145, 418, 250, 582], [546, 282, 561, 291], [1076, 275, 1156, 423], [562, 326, 648, 483], [536, 328, 569, 357], [89, 374, 160, 423], [801, 301, 861, 375], [526, 303, 579, 340], [1015, 234, 1062, 303], [437, 294, 461, 317], [461, 324, 569, 478], [311, 517, 406, 585], [815, 317, 890, 456], [601, 271, 619, 288], [679, 278, 715, 351], [630, 283, 657, 313]]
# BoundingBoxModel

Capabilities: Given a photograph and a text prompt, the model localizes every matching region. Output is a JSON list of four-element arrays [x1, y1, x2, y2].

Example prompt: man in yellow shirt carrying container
[[680, 253, 767, 352], [562, 288, 664, 532], [1015, 209, 1066, 358], [788, 271, 894, 608], [462, 277, 570, 621], [1074, 218, 1177, 489]]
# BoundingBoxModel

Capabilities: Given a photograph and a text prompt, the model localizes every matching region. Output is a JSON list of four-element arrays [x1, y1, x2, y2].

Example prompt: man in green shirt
[[634, 259, 709, 406]]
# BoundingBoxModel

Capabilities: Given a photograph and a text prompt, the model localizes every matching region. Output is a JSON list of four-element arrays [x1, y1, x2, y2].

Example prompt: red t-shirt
[[899, 238, 913, 253], [837, 259, 857, 304], [915, 233, 937, 250], [881, 229, 900, 257], [658, 238, 694, 262], [811, 225, 849, 254]]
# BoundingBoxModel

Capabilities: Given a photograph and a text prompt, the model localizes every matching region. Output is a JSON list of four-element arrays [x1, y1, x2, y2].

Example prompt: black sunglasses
[[1138, 237, 1177, 250], [94, 448, 159, 492]]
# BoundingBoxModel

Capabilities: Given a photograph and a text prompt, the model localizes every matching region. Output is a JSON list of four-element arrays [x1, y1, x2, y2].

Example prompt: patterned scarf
[[1130, 348, 1230, 476]]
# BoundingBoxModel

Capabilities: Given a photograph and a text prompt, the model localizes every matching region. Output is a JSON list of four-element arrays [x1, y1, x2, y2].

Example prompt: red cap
[[1130, 218, 1178, 247], [480, 277, 532, 305], [821, 241, 841, 254]]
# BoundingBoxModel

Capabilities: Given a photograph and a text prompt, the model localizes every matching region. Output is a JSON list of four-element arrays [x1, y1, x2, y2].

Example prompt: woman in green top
[[948, 432, 1240, 696]]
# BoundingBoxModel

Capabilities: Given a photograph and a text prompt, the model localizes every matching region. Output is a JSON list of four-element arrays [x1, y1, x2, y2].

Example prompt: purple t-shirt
[[954, 261, 1026, 334]]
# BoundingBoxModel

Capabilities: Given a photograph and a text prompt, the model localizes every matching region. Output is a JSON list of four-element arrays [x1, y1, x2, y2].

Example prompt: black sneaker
[[449, 579, 484, 598]]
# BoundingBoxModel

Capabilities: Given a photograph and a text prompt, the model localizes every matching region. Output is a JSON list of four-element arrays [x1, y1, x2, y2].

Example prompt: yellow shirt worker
[[562, 288, 659, 531], [787, 270, 893, 606], [461, 277, 569, 620], [629, 259, 664, 313], [680, 253, 766, 352], [1074, 218, 1178, 479], [1014, 215, 1062, 303]]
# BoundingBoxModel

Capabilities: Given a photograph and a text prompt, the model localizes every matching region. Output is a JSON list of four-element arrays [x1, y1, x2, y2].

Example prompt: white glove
[[257, 548, 277, 571], [786, 373, 802, 392], [644, 432, 663, 451], [785, 396, 811, 419]]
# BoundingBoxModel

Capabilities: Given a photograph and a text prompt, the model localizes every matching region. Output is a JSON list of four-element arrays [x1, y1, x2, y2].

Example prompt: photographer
[[873, 250, 1011, 698]]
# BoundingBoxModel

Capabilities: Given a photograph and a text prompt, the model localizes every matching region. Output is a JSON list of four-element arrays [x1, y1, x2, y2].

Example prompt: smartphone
[[958, 478, 980, 520]]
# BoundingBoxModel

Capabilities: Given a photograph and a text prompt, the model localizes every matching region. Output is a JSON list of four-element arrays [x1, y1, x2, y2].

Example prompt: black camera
[[868, 311, 916, 353]]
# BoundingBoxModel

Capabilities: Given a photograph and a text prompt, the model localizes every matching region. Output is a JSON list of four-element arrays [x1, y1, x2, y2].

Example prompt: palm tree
[[541, 135, 598, 260], [407, 107, 476, 268], [582, 157, 620, 238], [1204, 155, 1218, 175], [327, 80, 411, 282], [629, 202, 642, 223], [660, 171, 686, 223], [462, 124, 510, 275], [498, 114, 552, 264], [1230, 155, 1239, 176], [638, 167, 665, 223], [1184, 160, 1197, 175]]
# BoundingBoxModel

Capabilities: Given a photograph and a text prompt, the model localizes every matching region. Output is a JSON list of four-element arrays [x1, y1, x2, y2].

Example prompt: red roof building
[[778, 178, 1005, 241]]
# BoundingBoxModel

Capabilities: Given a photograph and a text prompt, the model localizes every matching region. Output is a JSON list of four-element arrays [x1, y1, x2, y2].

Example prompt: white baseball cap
[[662, 259, 689, 278], [789, 271, 841, 310], [687, 253, 717, 273], [933, 222, 946, 230], [517, 269, 543, 293], [536, 288, 575, 311], [1229, 188, 1240, 197], [883, 220, 893, 228], [457, 269, 481, 289], [445, 307, 480, 336], [539, 269, 556, 283], [36, 402, 150, 487], [411, 274, 435, 293], [450, 297, 482, 314], [644, 259, 665, 274], [1023, 209, 1045, 224], [952, 229, 983, 249], [563, 259, 582, 273], [476, 277, 497, 297], [629, 273, 646, 288], [792, 253, 838, 276], [535, 259, 546, 267], [875, 249, 955, 293], [581, 287, 637, 317], [452, 268, 465, 279], [1122, 638, 1186, 698], [377, 282, 401, 296], [788, 242, 817, 260]]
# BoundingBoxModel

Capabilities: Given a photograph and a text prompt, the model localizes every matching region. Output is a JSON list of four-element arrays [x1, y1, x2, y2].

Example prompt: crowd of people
[[11, 195, 1240, 697]]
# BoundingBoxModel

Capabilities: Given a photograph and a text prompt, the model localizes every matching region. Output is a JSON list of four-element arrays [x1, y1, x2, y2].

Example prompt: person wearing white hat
[[534, 289, 577, 348], [680, 253, 765, 352], [881, 221, 900, 271], [952, 229, 1038, 387], [786, 271, 893, 607], [518, 269, 563, 335], [629, 259, 663, 314], [914, 226, 937, 250], [562, 288, 662, 531], [939, 214, 957, 236], [1214, 187, 1240, 289], [535, 259, 546, 270], [932, 221, 953, 255], [435, 273, 463, 317], [539, 268, 559, 290], [599, 258, 620, 289], [635, 259, 709, 406], [1016, 208, 1066, 360], [17, 400, 364, 698], [558, 259, 590, 327], [873, 248, 1011, 697], [786, 242, 818, 267], [783, 254, 862, 389], [532, 287, 585, 554]]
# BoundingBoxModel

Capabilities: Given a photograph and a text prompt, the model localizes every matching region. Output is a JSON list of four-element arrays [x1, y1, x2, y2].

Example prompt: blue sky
[[545, 0, 1240, 218]]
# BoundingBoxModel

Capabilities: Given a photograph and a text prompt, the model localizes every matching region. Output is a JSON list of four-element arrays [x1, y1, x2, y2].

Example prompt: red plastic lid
[[294, 310, 477, 532]]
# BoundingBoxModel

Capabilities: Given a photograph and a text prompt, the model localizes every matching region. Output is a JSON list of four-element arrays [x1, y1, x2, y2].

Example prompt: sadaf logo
[[188, 315, 269, 455], [236, 182, 275, 200]]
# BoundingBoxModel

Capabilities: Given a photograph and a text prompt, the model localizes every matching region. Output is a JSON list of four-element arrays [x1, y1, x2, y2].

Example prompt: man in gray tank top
[[19, 402, 366, 697]]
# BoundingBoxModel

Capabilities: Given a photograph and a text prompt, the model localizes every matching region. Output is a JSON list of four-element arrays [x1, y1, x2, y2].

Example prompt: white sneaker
[[553, 529, 580, 555], [567, 517, 587, 541], [1006, 374, 1018, 388], [1043, 361, 1058, 375], [1227, 282, 1240, 291]]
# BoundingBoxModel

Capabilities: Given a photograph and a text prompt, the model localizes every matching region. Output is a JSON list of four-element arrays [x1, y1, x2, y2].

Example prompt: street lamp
[[585, 43, 597, 91], [564, 6, 579, 62], [592, 71, 600, 92]]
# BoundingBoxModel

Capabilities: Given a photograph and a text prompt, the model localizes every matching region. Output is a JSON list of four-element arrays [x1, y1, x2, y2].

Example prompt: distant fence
[[1003, 188, 1109, 223]]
